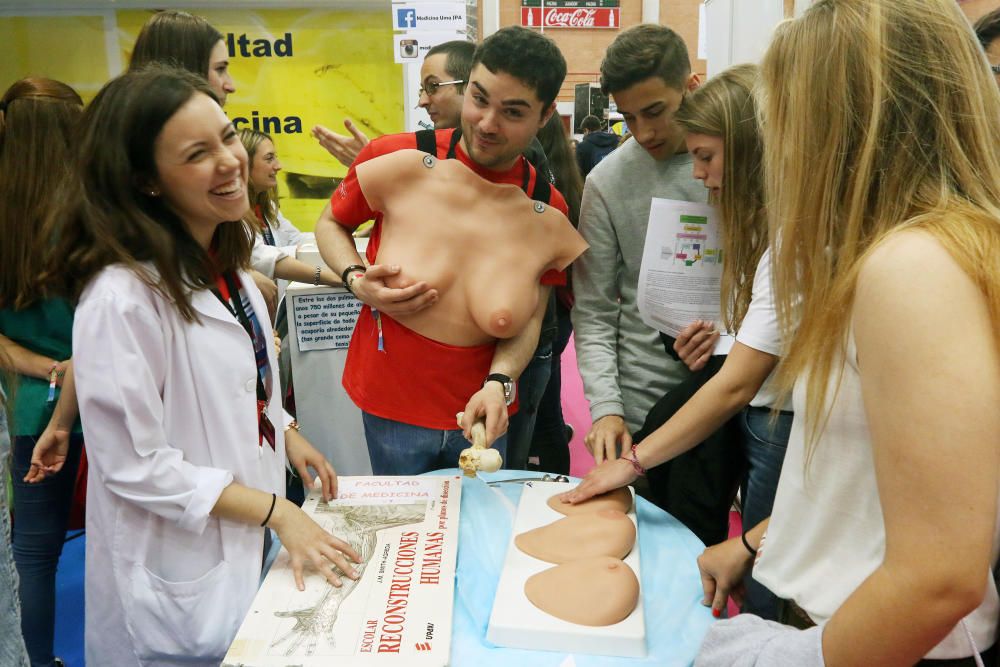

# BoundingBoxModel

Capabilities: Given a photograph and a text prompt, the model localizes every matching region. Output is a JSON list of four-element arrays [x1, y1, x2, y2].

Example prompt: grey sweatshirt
[[571, 138, 708, 431]]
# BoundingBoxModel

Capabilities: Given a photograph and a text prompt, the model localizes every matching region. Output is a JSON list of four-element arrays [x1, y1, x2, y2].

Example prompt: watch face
[[504, 381, 516, 406]]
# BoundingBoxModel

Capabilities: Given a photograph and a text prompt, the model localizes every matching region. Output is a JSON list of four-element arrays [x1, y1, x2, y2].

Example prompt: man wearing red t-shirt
[[314, 27, 569, 475]]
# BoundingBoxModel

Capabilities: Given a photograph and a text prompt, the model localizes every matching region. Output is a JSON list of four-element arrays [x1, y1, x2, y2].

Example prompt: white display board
[[292, 290, 363, 352], [703, 0, 786, 77], [286, 280, 370, 476]]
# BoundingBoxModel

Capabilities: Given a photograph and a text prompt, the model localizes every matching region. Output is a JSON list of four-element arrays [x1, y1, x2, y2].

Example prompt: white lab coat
[[249, 208, 313, 280], [73, 264, 286, 666]]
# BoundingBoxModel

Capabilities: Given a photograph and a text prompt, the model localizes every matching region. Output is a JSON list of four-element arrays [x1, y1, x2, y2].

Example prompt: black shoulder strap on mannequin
[[415, 128, 439, 156], [529, 169, 551, 203], [414, 127, 552, 204]]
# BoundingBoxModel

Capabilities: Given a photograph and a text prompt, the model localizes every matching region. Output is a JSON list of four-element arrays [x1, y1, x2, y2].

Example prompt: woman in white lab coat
[[45, 66, 361, 666]]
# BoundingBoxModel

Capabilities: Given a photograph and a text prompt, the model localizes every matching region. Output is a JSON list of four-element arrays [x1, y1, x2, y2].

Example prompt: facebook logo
[[397, 8, 417, 28]]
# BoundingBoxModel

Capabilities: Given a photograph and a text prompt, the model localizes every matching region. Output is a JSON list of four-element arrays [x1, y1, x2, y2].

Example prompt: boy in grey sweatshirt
[[572, 24, 708, 463]]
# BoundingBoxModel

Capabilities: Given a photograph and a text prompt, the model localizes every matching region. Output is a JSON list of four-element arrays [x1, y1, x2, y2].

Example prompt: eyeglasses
[[419, 79, 464, 96]]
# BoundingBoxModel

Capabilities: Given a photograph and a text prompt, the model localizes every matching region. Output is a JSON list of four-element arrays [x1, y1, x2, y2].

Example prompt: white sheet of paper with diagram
[[637, 198, 735, 352], [224, 475, 461, 666]]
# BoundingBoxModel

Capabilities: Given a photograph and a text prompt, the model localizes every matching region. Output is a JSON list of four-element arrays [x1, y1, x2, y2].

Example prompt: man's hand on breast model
[[459, 382, 508, 447], [584, 415, 632, 465], [351, 264, 438, 317]]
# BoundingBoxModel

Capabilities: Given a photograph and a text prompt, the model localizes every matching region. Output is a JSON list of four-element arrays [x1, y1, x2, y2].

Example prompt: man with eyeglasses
[[311, 41, 474, 165], [313, 27, 572, 476], [312, 40, 552, 183]]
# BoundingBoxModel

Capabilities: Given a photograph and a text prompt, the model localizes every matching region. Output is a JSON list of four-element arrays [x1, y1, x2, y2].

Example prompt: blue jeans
[[505, 341, 553, 471], [528, 301, 573, 474], [740, 406, 792, 622], [1, 410, 30, 667], [11, 433, 83, 667], [363, 413, 509, 475]]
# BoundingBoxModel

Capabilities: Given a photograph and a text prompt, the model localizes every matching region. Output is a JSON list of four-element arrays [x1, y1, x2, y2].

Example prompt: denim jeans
[[740, 406, 792, 622], [505, 342, 553, 471], [527, 300, 573, 475], [362, 412, 508, 475], [0, 409, 30, 667], [11, 433, 83, 667]]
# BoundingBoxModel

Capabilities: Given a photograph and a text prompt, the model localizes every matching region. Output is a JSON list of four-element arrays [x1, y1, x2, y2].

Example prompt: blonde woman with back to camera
[[696, 0, 1000, 665]]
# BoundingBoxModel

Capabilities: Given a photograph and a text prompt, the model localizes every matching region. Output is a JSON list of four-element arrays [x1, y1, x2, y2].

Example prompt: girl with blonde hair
[[697, 0, 1000, 664], [239, 128, 338, 298], [563, 63, 791, 620]]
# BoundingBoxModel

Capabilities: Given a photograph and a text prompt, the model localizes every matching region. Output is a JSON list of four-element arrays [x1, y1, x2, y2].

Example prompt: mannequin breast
[[356, 150, 588, 346], [515, 509, 636, 563], [524, 556, 639, 626], [548, 486, 633, 516]]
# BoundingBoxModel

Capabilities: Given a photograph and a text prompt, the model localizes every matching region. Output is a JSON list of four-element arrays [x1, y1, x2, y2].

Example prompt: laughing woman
[[45, 66, 359, 666]]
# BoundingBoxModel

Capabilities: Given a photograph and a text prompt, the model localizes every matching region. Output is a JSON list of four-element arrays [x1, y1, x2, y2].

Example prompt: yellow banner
[[1, 8, 404, 230]]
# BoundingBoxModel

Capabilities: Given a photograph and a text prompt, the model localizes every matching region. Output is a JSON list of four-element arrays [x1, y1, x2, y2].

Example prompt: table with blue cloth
[[427, 469, 715, 666]]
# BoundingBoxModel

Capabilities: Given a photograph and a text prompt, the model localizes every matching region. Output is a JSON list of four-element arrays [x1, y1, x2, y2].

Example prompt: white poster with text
[[638, 198, 734, 352]]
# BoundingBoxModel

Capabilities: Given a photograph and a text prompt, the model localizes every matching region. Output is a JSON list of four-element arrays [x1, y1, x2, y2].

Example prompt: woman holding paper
[[561, 63, 790, 620]]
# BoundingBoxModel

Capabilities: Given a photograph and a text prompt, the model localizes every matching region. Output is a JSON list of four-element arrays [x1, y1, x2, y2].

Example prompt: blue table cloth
[[428, 469, 715, 666]]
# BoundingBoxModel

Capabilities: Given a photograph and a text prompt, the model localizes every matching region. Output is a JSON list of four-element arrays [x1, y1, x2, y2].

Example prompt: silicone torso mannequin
[[525, 556, 640, 626], [515, 509, 635, 563], [356, 149, 588, 347]]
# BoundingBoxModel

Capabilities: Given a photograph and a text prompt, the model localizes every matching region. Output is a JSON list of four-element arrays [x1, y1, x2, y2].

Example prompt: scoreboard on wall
[[520, 0, 621, 29]]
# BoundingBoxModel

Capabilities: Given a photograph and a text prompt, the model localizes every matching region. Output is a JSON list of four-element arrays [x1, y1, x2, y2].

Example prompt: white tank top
[[753, 331, 1000, 659]]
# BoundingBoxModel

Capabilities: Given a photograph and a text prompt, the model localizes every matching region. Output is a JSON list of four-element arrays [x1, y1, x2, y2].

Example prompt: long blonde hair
[[762, 0, 1000, 450], [675, 63, 766, 333], [238, 128, 279, 230]]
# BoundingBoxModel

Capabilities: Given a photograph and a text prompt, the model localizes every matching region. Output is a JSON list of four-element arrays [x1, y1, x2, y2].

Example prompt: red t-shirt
[[331, 128, 568, 429]]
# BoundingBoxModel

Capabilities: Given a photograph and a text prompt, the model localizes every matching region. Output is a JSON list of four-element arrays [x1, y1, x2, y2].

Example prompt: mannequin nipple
[[490, 308, 513, 334], [524, 556, 639, 626]]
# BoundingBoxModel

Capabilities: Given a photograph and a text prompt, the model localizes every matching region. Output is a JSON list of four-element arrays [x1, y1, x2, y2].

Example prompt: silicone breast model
[[515, 509, 636, 563], [547, 486, 632, 516], [355, 150, 589, 347], [524, 556, 640, 626]]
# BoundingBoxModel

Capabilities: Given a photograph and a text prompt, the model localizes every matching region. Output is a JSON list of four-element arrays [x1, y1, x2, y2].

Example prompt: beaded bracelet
[[626, 443, 647, 477]]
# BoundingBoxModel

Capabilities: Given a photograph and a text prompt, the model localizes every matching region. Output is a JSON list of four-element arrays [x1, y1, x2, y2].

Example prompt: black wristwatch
[[484, 373, 516, 406]]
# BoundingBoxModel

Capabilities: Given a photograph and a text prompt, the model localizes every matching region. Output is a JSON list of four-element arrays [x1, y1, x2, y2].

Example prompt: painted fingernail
[[712, 608, 721, 618]]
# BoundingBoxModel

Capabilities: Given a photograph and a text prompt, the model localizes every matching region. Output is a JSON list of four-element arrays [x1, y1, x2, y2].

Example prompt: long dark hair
[[45, 65, 252, 322], [129, 9, 223, 78], [536, 113, 583, 226], [0, 78, 82, 309]]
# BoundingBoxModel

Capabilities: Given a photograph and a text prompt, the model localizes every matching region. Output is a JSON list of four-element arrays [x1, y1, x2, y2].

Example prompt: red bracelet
[[626, 443, 646, 477]]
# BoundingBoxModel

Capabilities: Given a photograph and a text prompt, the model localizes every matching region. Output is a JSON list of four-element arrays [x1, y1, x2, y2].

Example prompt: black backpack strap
[[415, 128, 438, 156], [530, 173, 552, 203]]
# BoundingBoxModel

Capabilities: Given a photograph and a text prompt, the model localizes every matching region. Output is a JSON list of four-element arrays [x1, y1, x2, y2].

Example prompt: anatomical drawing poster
[[224, 476, 462, 666]]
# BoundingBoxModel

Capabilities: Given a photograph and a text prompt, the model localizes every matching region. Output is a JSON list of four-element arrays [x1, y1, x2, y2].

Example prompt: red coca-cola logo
[[544, 7, 597, 27]]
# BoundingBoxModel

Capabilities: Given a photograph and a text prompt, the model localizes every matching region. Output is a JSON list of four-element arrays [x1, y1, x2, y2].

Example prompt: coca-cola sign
[[521, 6, 620, 29]]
